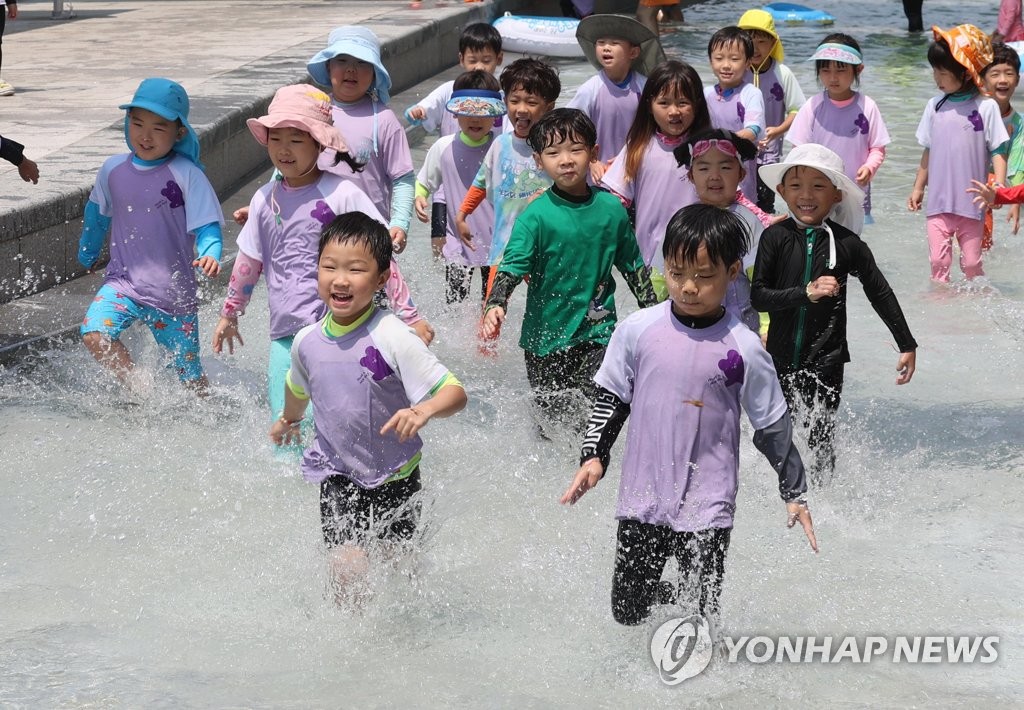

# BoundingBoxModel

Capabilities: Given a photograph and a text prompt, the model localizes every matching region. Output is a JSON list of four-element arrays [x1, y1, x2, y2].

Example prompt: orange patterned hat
[[932, 24, 993, 90]]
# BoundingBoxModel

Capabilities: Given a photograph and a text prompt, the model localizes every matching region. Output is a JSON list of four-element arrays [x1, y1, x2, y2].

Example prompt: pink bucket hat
[[246, 84, 349, 153]]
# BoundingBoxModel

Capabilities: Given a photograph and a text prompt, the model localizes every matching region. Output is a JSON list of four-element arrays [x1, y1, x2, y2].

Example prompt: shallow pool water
[[2, 0, 1022, 704]]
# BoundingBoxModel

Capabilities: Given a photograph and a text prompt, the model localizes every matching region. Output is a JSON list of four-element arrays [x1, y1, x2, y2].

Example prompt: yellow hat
[[932, 24, 993, 90], [738, 9, 784, 63]]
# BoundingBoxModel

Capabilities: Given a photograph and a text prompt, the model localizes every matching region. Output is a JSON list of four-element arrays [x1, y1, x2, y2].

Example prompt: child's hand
[[212, 316, 243, 354], [559, 458, 604, 505], [895, 349, 916, 385], [18, 157, 39, 184], [907, 188, 924, 212], [380, 405, 430, 443], [786, 500, 818, 553], [481, 306, 504, 339], [407, 106, 427, 123], [193, 255, 221, 277], [967, 179, 996, 208], [855, 165, 872, 186], [806, 276, 839, 302], [589, 159, 609, 184], [414, 196, 431, 223], [390, 226, 408, 254], [413, 319, 435, 346], [760, 125, 783, 148], [269, 417, 302, 446], [1009, 204, 1020, 234], [455, 212, 475, 250]]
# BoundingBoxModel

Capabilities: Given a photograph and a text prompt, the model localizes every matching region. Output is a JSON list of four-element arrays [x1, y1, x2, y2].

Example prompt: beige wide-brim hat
[[576, 14, 666, 76], [759, 143, 865, 234]]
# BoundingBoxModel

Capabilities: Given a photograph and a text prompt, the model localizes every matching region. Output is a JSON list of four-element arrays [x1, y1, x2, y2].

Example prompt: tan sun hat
[[576, 14, 666, 76]]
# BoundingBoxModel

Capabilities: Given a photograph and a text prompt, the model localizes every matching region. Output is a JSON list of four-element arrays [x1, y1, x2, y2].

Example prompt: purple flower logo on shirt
[[737, 103, 746, 124], [770, 82, 784, 102], [854, 113, 869, 135], [359, 346, 394, 381], [967, 110, 984, 132], [718, 349, 744, 387], [161, 180, 184, 209], [311, 200, 336, 226]]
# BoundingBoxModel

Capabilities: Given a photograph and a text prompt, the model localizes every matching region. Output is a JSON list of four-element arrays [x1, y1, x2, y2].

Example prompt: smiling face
[[777, 165, 843, 225], [688, 146, 744, 208], [818, 61, 859, 101], [457, 114, 496, 142], [709, 40, 749, 89], [127, 108, 184, 161], [665, 245, 739, 320], [984, 63, 1019, 110], [267, 126, 322, 187], [748, 29, 776, 68], [651, 87, 695, 137], [505, 87, 552, 139], [328, 54, 375, 103], [534, 135, 595, 196], [459, 47, 503, 74], [595, 37, 640, 82], [317, 239, 389, 325]]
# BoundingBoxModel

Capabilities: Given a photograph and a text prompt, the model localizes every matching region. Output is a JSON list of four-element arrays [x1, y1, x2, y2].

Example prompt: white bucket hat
[[759, 144, 865, 267]]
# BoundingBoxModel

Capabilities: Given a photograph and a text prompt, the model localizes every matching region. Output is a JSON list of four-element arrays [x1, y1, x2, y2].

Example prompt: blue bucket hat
[[119, 78, 202, 169], [307, 26, 392, 104]]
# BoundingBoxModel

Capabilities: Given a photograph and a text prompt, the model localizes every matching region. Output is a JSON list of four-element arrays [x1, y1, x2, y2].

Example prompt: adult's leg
[[902, 0, 924, 32]]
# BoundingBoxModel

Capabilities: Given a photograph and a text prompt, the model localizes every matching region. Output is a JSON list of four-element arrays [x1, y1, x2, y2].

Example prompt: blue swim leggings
[[81, 284, 204, 382]]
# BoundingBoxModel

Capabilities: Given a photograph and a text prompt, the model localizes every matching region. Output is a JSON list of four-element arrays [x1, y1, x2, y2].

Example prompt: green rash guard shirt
[[487, 186, 654, 357]]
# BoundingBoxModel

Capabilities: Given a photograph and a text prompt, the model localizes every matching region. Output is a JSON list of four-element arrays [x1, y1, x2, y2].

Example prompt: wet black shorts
[[319, 468, 422, 547]]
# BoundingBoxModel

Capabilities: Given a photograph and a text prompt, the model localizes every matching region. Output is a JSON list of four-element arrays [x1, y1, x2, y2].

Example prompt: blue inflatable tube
[[763, 3, 836, 25]]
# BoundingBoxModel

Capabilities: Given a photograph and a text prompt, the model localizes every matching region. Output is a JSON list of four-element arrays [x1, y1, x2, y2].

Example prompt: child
[[78, 78, 224, 392], [269, 212, 467, 605], [455, 57, 560, 267], [212, 85, 431, 424], [704, 26, 765, 204], [980, 43, 1024, 247], [415, 71, 505, 304], [737, 9, 806, 214], [601, 60, 710, 291], [567, 14, 666, 182], [787, 34, 890, 224], [753, 144, 917, 481], [307, 26, 415, 253], [676, 129, 769, 336], [481, 109, 656, 428], [908, 25, 1008, 282], [404, 22, 504, 258], [560, 203, 817, 627]]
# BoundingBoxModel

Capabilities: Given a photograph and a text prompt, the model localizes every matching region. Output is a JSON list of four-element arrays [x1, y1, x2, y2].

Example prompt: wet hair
[[708, 26, 753, 60], [674, 128, 757, 168], [500, 57, 561, 103], [318, 211, 392, 272], [927, 39, 974, 93], [623, 60, 712, 181], [460, 22, 503, 56], [453, 68, 501, 93], [528, 107, 596, 152], [984, 42, 1021, 76], [814, 32, 864, 85], [663, 203, 749, 267]]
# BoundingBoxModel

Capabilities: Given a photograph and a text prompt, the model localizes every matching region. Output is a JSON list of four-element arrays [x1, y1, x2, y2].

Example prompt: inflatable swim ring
[[493, 13, 584, 58], [762, 3, 836, 25]]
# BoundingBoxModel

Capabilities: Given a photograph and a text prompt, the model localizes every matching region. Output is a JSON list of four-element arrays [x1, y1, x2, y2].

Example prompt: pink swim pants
[[926, 213, 984, 282]]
